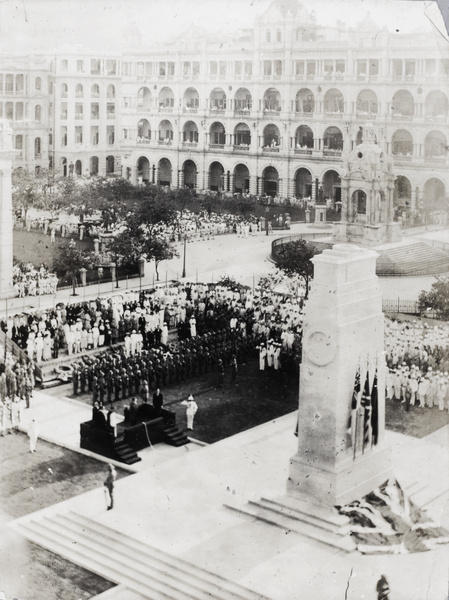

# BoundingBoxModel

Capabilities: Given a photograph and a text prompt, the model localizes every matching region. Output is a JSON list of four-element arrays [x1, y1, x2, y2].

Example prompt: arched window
[[34, 137, 41, 158], [15, 135, 23, 150], [35, 105, 41, 122], [61, 83, 68, 98], [75, 83, 84, 97], [107, 84, 115, 99], [35, 77, 41, 91], [91, 84, 100, 97]]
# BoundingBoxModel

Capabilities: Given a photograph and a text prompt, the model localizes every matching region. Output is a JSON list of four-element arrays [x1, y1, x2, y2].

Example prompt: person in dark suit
[[152, 388, 163, 414]]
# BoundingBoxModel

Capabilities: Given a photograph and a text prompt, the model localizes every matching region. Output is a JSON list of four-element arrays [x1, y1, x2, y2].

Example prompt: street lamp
[[182, 234, 187, 278]]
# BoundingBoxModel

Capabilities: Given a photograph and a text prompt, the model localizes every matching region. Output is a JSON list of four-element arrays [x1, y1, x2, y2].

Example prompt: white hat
[[188, 394, 194, 400]]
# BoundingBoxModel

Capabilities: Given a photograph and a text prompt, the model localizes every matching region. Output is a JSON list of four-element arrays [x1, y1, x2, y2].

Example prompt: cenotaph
[[287, 243, 393, 508], [0, 120, 18, 299], [333, 123, 401, 246]]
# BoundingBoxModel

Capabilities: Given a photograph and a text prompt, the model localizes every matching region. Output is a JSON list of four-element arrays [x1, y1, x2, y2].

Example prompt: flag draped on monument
[[348, 367, 361, 457], [361, 371, 372, 452], [371, 369, 379, 446]]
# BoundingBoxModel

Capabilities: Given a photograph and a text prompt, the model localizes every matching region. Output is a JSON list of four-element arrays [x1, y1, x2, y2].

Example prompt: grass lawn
[[385, 397, 449, 438], [13, 227, 93, 270]]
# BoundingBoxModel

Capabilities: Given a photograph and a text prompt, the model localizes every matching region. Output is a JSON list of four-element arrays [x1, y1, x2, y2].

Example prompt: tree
[[274, 239, 316, 299], [418, 276, 449, 320], [52, 240, 92, 295], [141, 236, 178, 281], [12, 168, 65, 221]]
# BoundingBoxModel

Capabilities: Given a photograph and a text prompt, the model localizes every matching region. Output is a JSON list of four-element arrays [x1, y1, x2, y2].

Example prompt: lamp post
[[97, 266, 103, 296], [138, 257, 145, 291], [182, 234, 187, 278], [79, 267, 87, 302]]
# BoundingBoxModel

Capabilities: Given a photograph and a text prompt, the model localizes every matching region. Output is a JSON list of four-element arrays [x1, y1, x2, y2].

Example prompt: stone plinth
[[287, 243, 392, 508]]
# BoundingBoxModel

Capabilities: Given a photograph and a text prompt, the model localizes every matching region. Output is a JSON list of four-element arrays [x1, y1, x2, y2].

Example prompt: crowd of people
[[0, 351, 35, 435], [13, 263, 59, 298], [385, 318, 449, 412]]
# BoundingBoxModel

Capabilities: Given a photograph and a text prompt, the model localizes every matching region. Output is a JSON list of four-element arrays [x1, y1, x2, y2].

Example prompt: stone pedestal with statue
[[333, 123, 402, 246], [0, 120, 18, 299]]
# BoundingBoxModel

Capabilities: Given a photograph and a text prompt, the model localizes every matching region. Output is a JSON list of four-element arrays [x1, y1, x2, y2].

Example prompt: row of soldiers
[[72, 326, 258, 402], [0, 357, 35, 435], [386, 364, 449, 411]]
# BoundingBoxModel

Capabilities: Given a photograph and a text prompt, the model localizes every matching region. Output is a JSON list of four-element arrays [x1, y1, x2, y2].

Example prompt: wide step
[[10, 511, 270, 600]]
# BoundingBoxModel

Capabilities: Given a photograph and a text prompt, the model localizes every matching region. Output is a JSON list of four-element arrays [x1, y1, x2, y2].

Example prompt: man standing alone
[[104, 464, 117, 511]]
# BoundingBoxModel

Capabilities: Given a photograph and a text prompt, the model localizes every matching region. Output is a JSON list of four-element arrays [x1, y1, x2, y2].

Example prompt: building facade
[[1, 0, 448, 214]]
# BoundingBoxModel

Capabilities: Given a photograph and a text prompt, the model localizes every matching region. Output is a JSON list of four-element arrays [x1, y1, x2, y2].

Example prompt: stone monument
[[287, 244, 393, 509], [0, 120, 17, 299], [333, 123, 401, 246]]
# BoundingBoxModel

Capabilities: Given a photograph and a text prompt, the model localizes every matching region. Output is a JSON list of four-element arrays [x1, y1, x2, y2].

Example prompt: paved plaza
[[2, 224, 449, 600]]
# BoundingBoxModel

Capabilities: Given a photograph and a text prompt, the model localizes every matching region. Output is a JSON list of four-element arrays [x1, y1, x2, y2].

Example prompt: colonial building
[[1, 0, 448, 214]]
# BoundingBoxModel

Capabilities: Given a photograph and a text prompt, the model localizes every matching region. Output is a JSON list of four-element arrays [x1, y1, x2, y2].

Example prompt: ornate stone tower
[[333, 123, 401, 246], [0, 120, 18, 299]]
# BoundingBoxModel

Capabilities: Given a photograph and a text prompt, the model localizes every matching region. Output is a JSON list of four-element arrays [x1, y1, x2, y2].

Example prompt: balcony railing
[[158, 139, 172, 146], [233, 144, 250, 152], [137, 137, 151, 144], [294, 148, 313, 155], [75, 114, 83, 119], [393, 154, 413, 161], [159, 106, 173, 112], [210, 108, 225, 114], [323, 149, 342, 157], [183, 107, 198, 113], [209, 143, 225, 149], [182, 141, 198, 147], [262, 146, 280, 152]]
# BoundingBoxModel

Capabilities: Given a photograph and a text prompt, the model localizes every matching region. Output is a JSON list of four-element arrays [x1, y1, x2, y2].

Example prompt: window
[[392, 59, 402, 78], [91, 103, 99, 119], [5, 75, 13, 92], [61, 126, 67, 146], [61, 83, 68, 98], [35, 105, 41, 122], [193, 62, 200, 77], [75, 83, 83, 97], [61, 59, 68, 71], [245, 62, 252, 77], [91, 126, 99, 145], [336, 60, 345, 76], [295, 61, 305, 77], [369, 60, 379, 76], [5, 102, 13, 119], [77, 60, 84, 73], [91, 84, 100, 97], [107, 126, 115, 145], [91, 59, 101, 74], [235, 61, 242, 76], [266, 30, 271, 42], [0, 103, 2, 118], [48, 81, 53, 94], [426, 59, 436, 76], [107, 103, 115, 118], [405, 60, 415, 78], [75, 103, 83, 119], [167, 62, 175, 77], [357, 60, 367, 76], [16, 102, 23, 120], [49, 133, 53, 145], [49, 103, 53, 117], [324, 60, 333, 76], [0, 74, 3, 92], [264, 61, 272, 76], [75, 126, 83, 143], [183, 62, 191, 77], [15, 75, 22, 93], [274, 60, 282, 76], [106, 60, 117, 75], [219, 61, 227, 78], [15, 135, 23, 150], [306, 61, 316, 76], [213, 130, 225, 144], [35, 77, 41, 91], [34, 137, 41, 157], [122, 62, 132, 76], [210, 61, 217, 77], [159, 62, 166, 76], [144, 62, 152, 77], [107, 84, 115, 99], [276, 29, 282, 42]]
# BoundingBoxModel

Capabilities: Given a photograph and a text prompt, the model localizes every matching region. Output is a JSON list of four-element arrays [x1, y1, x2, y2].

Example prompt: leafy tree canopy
[[274, 239, 316, 298], [418, 276, 449, 320]]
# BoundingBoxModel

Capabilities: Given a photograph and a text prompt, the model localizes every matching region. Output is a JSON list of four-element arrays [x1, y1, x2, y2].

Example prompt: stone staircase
[[10, 510, 270, 600], [376, 242, 449, 276], [226, 495, 356, 553], [163, 424, 190, 447], [113, 437, 142, 465]]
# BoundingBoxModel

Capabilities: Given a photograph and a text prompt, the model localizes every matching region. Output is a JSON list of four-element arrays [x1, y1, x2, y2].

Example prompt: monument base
[[287, 445, 393, 508], [332, 221, 403, 246], [0, 285, 18, 300]]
